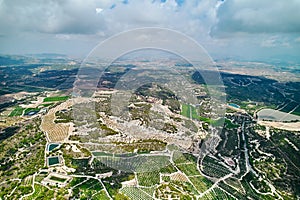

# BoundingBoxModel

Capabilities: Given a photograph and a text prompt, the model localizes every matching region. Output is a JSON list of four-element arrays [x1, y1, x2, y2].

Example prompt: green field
[[9, 106, 25, 116], [121, 187, 153, 200], [189, 176, 213, 193], [137, 171, 160, 187], [181, 103, 225, 126], [23, 184, 55, 200], [181, 104, 211, 122], [199, 187, 235, 200], [43, 96, 69, 102], [49, 176, 67, 183], [172, 151, 213, 193], [181, 104, 191, 118], [93, 190, 111, 200], [8, 107, 40, 117]]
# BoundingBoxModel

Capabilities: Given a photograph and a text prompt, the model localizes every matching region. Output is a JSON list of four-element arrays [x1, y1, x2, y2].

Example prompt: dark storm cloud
[[212, 0, 300, 36]]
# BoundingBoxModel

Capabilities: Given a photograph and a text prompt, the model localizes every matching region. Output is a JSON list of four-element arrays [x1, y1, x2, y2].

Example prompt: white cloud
[[95, 8, 103, 14], [212, 0, 300, 36], [0, 0, 299, 60], [0, 0, 220, 38]]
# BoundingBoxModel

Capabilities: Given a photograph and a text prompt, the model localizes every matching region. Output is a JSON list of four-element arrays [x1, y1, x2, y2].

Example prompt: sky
[[0, 0, 300, 62]]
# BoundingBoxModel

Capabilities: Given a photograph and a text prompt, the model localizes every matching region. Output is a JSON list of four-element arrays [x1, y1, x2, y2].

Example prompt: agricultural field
[[172, 151, 213, 193], [40, 99, 73, 141], [23, 184, 55, 200], [181, 103, 222, 125], [137, 171, 160, 187], [43, 96, 69, 102], [199, 187, 235, 200], [8, 106, 25, 117], [0, 55, 299, 199], [71, 178, 103, 199], [92, 190, 111, 200], [121, 187, 153, 200], [201, 155, 231, 178]]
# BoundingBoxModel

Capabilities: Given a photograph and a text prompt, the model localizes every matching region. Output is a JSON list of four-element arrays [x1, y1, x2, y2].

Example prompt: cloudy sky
[[0, 0, 300, 62]]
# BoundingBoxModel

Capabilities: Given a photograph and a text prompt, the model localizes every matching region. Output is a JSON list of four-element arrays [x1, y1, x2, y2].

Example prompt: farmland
[[121, 187, 153, 200], [137, 171, 160, 186], [0, 55, 299, 199], [181, 103, 221, 125], [43, 96, 69, 102], [199, 187, 234, 200], [9, 106, 25, 116], [40, 99, 73, 142], [202, 155, 231, 178], [71, 178, 104, 199]]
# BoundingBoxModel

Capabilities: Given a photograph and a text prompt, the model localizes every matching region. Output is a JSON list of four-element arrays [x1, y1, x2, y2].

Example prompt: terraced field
[[173, 151, 213, 193], [40, 99, 73, 142]]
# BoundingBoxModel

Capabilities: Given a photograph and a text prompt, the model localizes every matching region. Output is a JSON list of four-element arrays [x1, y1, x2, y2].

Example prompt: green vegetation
[[162, 175, 171, 182], [199, 187, 235, 200], [92, 151, 114, 157], [129, 103, 151, 126], [43, 96, 69, 102], [172, 151, 213, 193], [49, 176, 67, 182], [9, 106, 25, 117], [202, 155, 231, 178], [155, 181, 199, 199], [181, 104, 191, 118], [181, 103, 224, 126], [0, 119, 47, 199], [55, 109, 73, 123], [189, 176, 213, 193], [71, 178, 103, 199], [1, 61, 300, 199], [100, 124, 119, 136], [23, 184, 55, 200], [121, 187, 152, 200], [216, 117, 240, 157], [225, 119, 239, 129], [24, 107, 40, 115], [93, 190, 112, 200], [176, 163, 199, 176], [137, 171, 160, 187], [162, 122, 177, 133], [113, 139, 167, 153], [103, 172, 135, 198]]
